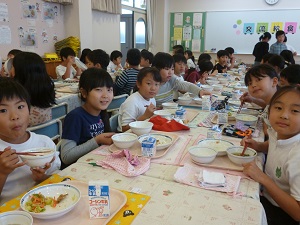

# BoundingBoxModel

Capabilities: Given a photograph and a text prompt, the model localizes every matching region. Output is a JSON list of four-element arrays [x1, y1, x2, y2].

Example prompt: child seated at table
[[0, 78, 61, 205], [56, 47, 82, 80], [152, 52, 211, 107], [140, 49, 154, 68], [242, 85, 300, 225], [107, 50, 123, 72], [85, 49, 110, 71], [114, 48, 141, 96], [184, 50, 196, 70], [11, 52, 56, 127], [60, 68, 114, 167], [225, 47, 235, 70], [118, 67, 161, 132], [212, 50, 229, 73], [185, 60, 213, 85], [279, 64, 300, 86]]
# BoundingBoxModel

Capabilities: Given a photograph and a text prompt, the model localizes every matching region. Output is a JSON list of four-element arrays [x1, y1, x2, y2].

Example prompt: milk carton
[[141, 136, 156, 157], [88, 180, 110, 218]]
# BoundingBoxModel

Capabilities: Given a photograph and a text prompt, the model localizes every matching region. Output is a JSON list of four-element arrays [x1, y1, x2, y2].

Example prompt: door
[[120, 14, 133, 66]]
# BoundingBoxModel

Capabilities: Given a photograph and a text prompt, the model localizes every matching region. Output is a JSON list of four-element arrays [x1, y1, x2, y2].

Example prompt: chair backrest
[[27, 119, 62, 141], [51, 102, 69, 120], [109, 114, 119, 132], [107, 94, 128, 113]]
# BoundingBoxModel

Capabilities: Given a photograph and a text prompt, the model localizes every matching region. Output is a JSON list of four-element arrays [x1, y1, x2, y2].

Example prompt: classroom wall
[[161, 0, 300, 64], [0, 0, 64, 59], [63, 0, 120, 56]]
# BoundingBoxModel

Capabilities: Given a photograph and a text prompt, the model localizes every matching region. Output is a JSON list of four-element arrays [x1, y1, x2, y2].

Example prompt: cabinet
[[45, 61, 61, 80]]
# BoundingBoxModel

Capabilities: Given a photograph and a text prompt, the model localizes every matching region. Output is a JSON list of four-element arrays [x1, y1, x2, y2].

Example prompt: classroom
[[1, 0, 300, 225]]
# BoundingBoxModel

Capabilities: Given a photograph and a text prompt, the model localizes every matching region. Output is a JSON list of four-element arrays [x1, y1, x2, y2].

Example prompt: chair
[[109, 114, 119, 132], [107, 94, 128, 114], [27, 119, 62, 141], [51, 102, 69, 120]]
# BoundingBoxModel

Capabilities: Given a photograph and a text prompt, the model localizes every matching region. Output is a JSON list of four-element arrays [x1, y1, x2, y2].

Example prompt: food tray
[[31, 180, 127, 225], [109, 132, 179, 159]]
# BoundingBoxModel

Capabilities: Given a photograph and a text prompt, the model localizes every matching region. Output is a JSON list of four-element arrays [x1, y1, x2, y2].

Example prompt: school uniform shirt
[[186, 59, 196, 69], [107, 61, 123, 72], [62, 106, 104, 145], [252, 42, 269, 62], [118, 92, 156, 132], [55, 65, 77, 80], [263, 128, 300, 207], [269, 42, 287, 55], [0, 132, 60, 205], [212, 63, 227, 73], [114, 68, 139, 96], [155, 75, 202, 107]]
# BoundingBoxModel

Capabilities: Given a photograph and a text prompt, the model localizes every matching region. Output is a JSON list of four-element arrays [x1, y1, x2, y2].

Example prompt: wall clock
[[265, 0, 279, 5]]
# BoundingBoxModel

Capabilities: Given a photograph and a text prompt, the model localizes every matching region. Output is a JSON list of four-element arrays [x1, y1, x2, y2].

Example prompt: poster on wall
[[43, 4, 55, 20], [22, 4, 37, 19], [0, 25, 11, 44], [20, 31, 37, 47], [0, 3, 9, 22]]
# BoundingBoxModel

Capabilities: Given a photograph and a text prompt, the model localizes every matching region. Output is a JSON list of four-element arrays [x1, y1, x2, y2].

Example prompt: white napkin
[[199, 170, 226, 187]]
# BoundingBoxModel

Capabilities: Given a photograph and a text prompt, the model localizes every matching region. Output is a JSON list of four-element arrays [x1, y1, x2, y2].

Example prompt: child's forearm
[[257, 140, 269, 153], [0, 174, 8, 196]]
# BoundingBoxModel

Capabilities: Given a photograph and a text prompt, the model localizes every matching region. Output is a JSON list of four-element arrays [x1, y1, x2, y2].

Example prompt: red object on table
[[149, 116, 190, 132]]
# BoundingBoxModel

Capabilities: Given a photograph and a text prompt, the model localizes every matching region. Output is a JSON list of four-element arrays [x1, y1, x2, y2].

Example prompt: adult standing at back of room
[[252, 32, 271, 66], [269, 30, 287, 55]]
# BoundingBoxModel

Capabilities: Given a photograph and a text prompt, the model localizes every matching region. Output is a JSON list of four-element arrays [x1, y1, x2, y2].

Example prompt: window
[[120, 22, 126, 43], [135, 18, 146, 49], [121, 0, 146, 10]]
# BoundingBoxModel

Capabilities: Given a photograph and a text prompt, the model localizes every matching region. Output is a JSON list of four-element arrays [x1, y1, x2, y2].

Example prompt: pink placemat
[[151, 134, 192, 165], [174, 163, 241, 194]]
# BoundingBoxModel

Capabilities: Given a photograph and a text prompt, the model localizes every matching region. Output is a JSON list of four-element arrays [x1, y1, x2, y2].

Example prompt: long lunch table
[[58, 106, 267, 225]]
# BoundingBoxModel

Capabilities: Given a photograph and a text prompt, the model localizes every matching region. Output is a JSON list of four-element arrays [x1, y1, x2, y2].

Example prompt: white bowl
[[235, 114, 258, 126], [197, 139, 234, 156], [212, 84, 223, 91], [20, 183, 81, 219], [111, 133, 138, 149], [69, 85, 78, 92], [206, 80, 220, 85], [193, 97, 202, 105], [129, 121, 153, 136], [178, 96, 193, 105], [19, 147, 56, 168], [189, 146, 217, 164], [201, 85, 213, 92], [0, 211, 33, 225], [162, 102, 178, 109], [138, 133, 173, 150], [206, 76, 218, 80], [218, 78, 228, 84], [226, 146, 257, 165], [154, 110, 172, 118]]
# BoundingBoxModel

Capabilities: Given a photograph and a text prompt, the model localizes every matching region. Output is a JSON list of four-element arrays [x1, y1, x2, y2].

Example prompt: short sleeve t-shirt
[[62, 107, 104, 144]]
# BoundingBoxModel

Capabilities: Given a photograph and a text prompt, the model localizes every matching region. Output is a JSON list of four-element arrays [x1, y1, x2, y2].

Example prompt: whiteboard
[[204, 10, 300, 54]]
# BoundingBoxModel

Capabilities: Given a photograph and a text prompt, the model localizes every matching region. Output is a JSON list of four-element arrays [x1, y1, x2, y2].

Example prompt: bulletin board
[[169, 12, 206, 52], [0, 0, 65, 59], [204, 10, 300, 54]]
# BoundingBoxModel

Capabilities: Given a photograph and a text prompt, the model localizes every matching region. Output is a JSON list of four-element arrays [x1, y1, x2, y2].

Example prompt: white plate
[[197, 139, 234, 156], [138, 133, 173, 150], [20, 183, 81, 219]]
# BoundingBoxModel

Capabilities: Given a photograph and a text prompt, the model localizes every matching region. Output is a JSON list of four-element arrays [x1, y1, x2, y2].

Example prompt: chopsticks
[[237, 100, 244, 114], [241, 134, 251, 156], [0, 150, 52, 156]]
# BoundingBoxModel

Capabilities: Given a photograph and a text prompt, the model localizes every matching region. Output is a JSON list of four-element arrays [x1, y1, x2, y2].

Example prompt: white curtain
[[91, 0, 121, 14], [146, 0, 156, 52]]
